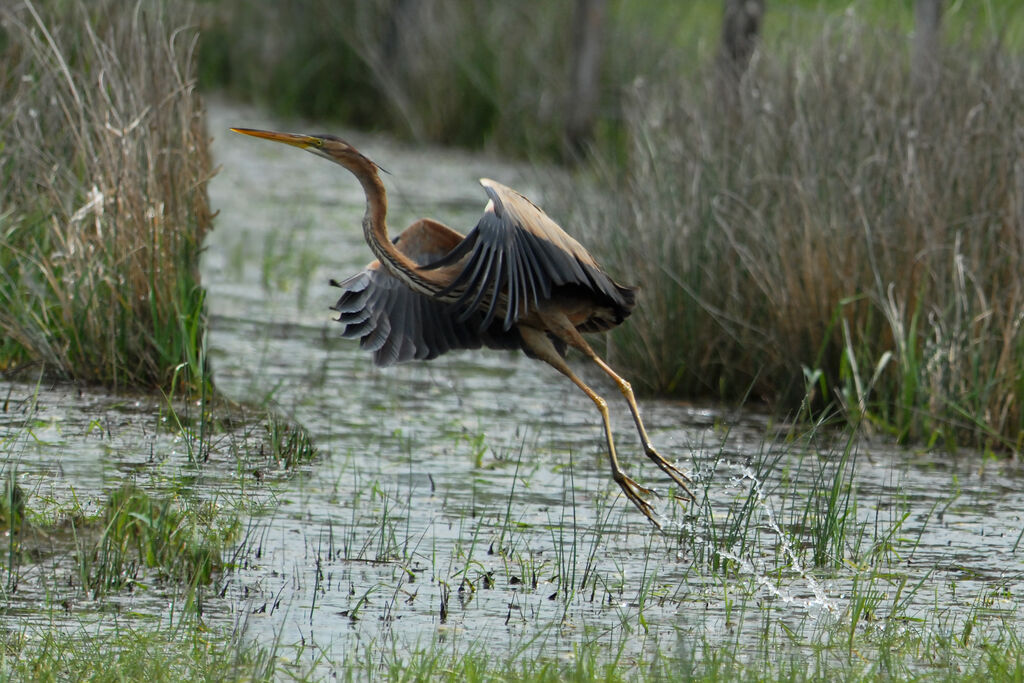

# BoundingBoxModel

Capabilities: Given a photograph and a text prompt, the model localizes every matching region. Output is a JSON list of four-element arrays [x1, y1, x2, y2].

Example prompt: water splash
[[718, 463, 837, 614]]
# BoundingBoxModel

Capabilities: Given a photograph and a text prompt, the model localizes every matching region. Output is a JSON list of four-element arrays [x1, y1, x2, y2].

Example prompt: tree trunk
[[912, 0, 943, 91], [718, 0, 764, 85], [565, 0, 607, 160]]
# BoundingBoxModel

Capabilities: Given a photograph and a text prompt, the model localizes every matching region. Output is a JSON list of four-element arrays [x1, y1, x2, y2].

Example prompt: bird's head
[[230, 127, 383, 174]]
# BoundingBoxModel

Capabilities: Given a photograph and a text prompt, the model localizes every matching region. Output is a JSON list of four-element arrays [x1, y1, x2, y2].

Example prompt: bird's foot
[[612, 469, 662, 529], [644, 444, 696, 503]]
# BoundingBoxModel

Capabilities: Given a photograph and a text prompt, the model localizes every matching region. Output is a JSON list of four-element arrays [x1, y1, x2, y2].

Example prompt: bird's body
[[231, 127, 693, 527], [333, 180, 635, 367]]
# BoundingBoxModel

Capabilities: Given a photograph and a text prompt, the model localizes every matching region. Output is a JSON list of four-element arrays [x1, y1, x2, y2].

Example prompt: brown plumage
[[231, 127, 694, 527]]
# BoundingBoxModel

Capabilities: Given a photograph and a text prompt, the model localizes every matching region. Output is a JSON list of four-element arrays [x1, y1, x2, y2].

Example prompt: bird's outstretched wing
[[422, 178, 635, 332], [331, 219, 522, 367]]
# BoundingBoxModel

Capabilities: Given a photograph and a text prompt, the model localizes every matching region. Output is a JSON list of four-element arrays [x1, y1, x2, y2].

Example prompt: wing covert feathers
[[423, 178, 635, 332]]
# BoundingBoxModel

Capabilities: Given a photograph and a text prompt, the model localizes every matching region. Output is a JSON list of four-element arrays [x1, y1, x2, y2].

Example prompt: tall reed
[[0, 0, 213, 391], [196, 0, 701, 158], [577, 17, 1024, 451]]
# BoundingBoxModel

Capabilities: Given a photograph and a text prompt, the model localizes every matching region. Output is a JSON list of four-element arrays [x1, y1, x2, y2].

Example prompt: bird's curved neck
[[358, 167, 443, 294]]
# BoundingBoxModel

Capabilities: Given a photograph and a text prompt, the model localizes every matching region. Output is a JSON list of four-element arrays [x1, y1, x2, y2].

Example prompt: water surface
[[1, 99, 1022, 673]]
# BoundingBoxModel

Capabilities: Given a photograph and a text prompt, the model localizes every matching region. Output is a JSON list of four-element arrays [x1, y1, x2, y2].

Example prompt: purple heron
[[231, 127, 694, 527]]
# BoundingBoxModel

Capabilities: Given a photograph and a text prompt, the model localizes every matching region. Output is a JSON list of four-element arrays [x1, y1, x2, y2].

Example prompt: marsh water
[[2, 100, 1023, 671]]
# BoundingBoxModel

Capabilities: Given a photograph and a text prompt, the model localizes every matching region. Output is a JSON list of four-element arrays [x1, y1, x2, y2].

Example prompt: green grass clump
[[0, 622, 290, 682], [82, 484, 239, 594], [579, 17, 1024, 452], [0, 0, 213, 392], [263, 414, 318, 470]]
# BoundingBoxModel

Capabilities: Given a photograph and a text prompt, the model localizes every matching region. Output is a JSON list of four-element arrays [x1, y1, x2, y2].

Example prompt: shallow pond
[[2, 99, 1023, 674]]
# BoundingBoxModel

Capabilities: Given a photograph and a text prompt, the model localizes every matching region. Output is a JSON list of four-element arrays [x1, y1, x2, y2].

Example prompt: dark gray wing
[[422, 178, 635, 331], [331, 219, 522, 367]]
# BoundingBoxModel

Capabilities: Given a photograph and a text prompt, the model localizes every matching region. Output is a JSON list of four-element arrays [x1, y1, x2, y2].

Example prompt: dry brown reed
[[0, 0, 213, 390], [577, 18, 1024, 451]]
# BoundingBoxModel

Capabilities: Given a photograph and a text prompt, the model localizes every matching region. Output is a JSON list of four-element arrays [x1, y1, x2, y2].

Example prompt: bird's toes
[[611, 471, 665, 527], [643, 447, 696, 498]]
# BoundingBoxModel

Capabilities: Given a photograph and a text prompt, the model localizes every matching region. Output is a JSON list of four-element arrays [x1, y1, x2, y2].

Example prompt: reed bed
[[0, 0, 213, 391], [198, 0, 573, 152], [196, 0, 704, 158], [577, 18, 1024, 452], [198, 2, 1023, 451]]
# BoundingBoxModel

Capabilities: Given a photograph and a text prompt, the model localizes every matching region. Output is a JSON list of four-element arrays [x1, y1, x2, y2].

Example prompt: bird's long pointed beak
[[230, 127, 319, 149]]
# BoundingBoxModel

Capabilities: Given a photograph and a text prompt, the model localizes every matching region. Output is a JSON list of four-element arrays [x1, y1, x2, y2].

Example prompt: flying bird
[[231, 127, 694, 527]]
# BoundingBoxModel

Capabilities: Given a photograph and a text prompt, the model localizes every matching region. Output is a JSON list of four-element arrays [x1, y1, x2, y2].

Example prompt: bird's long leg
[[519, 327, 662, 528], [589, 356, 695, 502], [539, 313, 695, 503]]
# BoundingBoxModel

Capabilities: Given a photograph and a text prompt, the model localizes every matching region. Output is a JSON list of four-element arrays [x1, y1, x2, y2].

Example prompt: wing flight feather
[[331, 219, 521, 366]]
